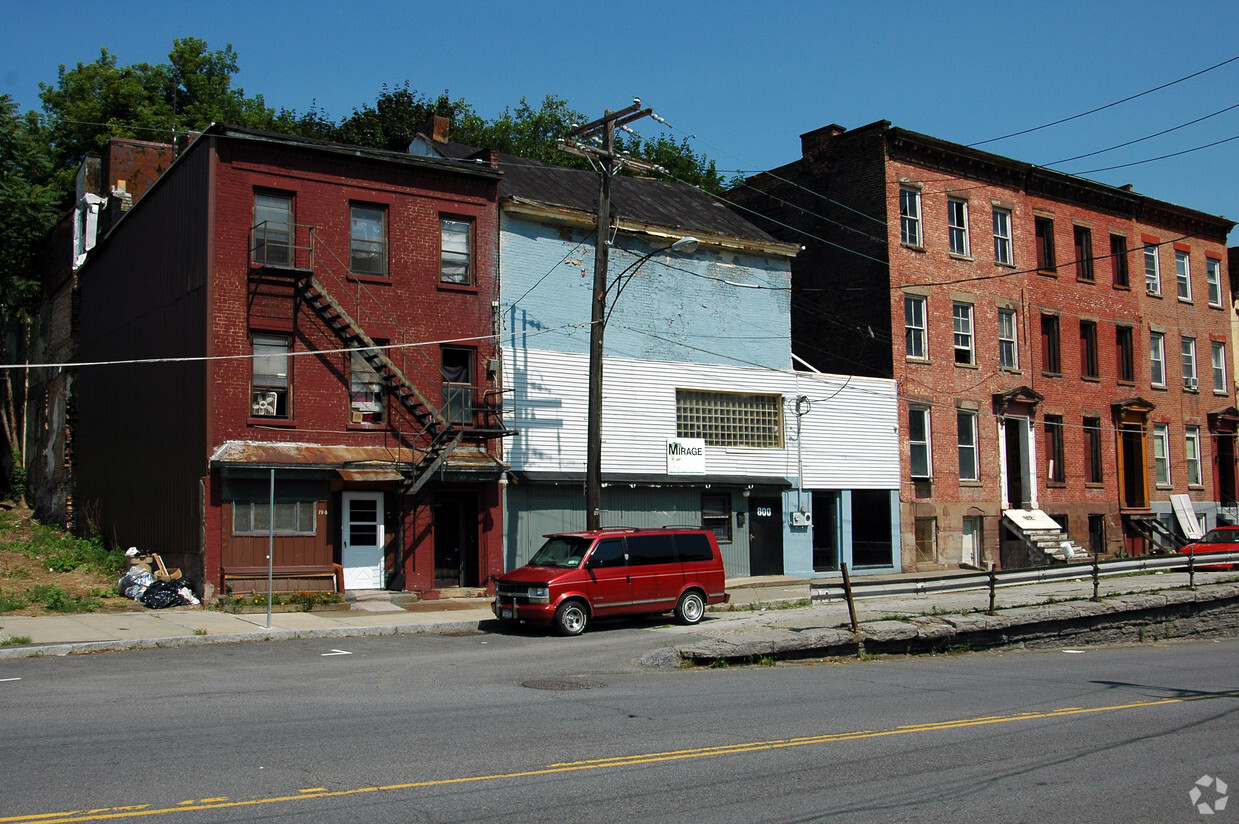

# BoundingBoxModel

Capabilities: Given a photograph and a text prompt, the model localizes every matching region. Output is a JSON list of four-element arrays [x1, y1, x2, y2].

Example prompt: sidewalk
[[0, 570, 1236, 661]]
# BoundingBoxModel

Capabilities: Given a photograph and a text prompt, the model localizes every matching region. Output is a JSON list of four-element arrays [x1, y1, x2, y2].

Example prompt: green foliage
[[5, 449, 27, 504], [28, 584, 101, 613], [0, 589, 26, 611], [0, 511, 122, 576], [0, 634, 31, 646], [0, 96, 59, 319], [38, 38, 285, 186], [332, 83, 473, 152]]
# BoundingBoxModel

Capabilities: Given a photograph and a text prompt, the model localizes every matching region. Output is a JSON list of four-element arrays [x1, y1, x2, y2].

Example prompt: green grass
[[0, 634, 32, 647], [28, 585, 102, 613], [0, 510, 124, 577]]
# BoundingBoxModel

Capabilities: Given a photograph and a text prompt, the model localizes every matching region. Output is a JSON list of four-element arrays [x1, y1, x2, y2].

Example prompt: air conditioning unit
[[251, 391, 279, 416], [1186, 377, 1198, 391]]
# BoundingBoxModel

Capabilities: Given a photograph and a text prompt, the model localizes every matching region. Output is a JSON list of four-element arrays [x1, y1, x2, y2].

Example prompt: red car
[[1178, 526, 1239, 570], [493, 527, 729, 635]]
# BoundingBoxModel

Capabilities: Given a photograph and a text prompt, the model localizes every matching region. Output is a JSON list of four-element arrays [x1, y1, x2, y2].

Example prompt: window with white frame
[[1182, 337, 1198, 390], [676, 390, 783, 448], [251, 333, 290, 418], [900, 187, 922, 247], [1186, 426, 1203, 486], [1144, 244, 1161, 294], [957, 409, 979, 482], [1213, 341, 1228, 394], [1207, 257, 1223, 307], [440, 217, 474, 284], [909, 406, 932, 479], [1150, 331, 1166, 387], [948, 198, 970, 257], [993, 207, 1013, 265], [998, 308, 1018, 370], [349, 204, 387, 276], [953, 302, 974, 365], [1176, 249, 1192, 301], [905, 294, 927, 359], [253, 192, 292, 266], [1153, 423, 1170, 486]]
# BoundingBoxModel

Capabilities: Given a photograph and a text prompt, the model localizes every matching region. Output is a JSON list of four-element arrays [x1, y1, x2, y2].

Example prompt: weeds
[[0, 634, 31, 646], [29, 585, 101, 613]]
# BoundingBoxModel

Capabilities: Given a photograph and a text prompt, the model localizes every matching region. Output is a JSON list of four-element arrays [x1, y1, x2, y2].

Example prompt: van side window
[[675, 533, 715, 563], [587, 539, 626, 568], [625, 534, 678, 565]]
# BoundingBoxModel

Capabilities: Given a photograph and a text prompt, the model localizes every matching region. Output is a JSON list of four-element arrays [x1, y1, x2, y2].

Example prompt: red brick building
[[68, 125, 510, 599], [730, 121, 1235, 570]]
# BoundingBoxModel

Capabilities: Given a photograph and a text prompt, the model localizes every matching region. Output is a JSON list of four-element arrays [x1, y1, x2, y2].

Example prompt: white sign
[[666, 438, 705, 474]]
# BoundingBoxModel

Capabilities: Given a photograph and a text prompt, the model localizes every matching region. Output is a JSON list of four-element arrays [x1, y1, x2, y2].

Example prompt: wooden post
[[841, 562, 859, 632]]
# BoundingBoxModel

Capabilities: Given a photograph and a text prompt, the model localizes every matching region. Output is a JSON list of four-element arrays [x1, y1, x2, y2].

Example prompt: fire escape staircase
[[296, 274, 462, 496]]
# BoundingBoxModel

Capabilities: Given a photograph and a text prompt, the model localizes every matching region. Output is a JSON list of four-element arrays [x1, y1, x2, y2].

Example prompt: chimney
[[800, 124, 847, 158], [419, 115, 450, 143]]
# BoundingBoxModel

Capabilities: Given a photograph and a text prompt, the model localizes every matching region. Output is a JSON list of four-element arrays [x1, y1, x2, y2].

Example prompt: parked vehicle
[[1178, 526, 1239, 570], [493, 527, 729, 635]]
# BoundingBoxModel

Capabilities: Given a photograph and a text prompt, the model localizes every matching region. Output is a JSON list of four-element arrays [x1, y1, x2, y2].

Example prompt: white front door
[[342, 492, 384, 590], [961, 516, 982, 568]]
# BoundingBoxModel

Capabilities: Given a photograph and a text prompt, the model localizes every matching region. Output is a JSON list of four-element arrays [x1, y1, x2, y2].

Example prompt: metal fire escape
[[251, 222, 511, 496]]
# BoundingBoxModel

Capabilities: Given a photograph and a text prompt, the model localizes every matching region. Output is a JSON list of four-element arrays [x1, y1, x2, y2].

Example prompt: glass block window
[[676, 390, 783, 448]]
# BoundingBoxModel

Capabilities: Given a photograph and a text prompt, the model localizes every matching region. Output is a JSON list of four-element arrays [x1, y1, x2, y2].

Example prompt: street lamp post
[[585, 236, 699, 529]]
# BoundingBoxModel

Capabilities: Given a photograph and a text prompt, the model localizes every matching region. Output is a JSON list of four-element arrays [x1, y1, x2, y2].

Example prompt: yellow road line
[[6, 690, 1236, 824]]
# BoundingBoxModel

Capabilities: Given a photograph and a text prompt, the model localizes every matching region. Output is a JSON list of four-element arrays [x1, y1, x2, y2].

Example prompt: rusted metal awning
[[337, 468, 405, 482], [210, 440, 417, 470]]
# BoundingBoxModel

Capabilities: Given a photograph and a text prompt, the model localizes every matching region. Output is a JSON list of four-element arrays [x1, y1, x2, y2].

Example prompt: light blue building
[[413, 123, 901, 578]]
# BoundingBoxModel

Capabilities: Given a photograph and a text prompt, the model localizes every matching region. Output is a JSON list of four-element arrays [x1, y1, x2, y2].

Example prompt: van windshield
[[528, 537, 591, 568]]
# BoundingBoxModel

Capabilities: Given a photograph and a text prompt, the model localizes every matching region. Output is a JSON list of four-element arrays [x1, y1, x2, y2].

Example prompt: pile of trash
[[118, 548, 201, 609]]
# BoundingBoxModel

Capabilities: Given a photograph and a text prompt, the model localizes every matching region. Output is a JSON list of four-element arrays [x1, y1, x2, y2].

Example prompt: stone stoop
[[1003, 509, 1090, 565]]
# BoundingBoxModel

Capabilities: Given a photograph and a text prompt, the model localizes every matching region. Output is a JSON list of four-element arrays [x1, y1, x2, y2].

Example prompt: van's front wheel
[[674, 591, 705, 625], [554, 600, 589, 636]]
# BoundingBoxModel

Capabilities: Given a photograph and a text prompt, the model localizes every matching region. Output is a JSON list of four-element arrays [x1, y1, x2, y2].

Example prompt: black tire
[[554, 600, 589, 636], [674, 591, 706, 625]]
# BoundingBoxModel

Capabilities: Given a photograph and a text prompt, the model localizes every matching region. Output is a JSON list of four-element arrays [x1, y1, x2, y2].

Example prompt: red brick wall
[[205, 136, 503, 594]]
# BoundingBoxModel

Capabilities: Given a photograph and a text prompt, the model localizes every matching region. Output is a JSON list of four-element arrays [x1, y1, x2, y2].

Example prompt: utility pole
[[559, 101, 656, 530]]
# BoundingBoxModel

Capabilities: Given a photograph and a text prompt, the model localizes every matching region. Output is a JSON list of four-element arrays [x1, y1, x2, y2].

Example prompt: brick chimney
[[800, 124, 847, 158]]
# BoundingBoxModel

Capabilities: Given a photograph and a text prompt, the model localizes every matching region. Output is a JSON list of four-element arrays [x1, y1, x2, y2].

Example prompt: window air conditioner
[[1186, 377, 1198, 391]]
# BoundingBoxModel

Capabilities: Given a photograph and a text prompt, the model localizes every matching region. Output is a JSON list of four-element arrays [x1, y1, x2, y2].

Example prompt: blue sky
[[4, 0, 1238, 241]]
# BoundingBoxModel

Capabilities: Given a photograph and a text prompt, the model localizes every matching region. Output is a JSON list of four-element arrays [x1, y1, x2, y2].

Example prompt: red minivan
[[493, 527, 729, 635]]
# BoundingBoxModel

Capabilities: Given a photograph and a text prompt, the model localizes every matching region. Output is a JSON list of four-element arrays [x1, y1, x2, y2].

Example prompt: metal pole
[[267, 468, 274, 629], [987, 562, 997, 615]]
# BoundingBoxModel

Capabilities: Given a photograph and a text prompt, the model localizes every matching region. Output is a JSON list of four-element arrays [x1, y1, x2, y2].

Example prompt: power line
[[968, 54, 1239, 147]]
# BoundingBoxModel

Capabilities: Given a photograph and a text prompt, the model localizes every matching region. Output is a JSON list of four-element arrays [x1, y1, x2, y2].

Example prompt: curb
[[675, 583, 1239, 664], [0, 617, 497, 660]]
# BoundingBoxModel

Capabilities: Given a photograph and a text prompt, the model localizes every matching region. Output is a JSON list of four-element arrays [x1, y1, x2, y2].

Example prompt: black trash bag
[[141, 579, 188, 609]]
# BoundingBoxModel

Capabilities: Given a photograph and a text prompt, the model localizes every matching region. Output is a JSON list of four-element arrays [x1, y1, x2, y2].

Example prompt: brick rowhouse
[[730, 120, 1235, 571]]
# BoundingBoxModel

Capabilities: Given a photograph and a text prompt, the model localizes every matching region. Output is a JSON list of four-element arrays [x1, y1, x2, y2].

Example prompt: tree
[[332, 83, 474, 152], [37, 38, 291, 203], [0, 95, 59, 497]]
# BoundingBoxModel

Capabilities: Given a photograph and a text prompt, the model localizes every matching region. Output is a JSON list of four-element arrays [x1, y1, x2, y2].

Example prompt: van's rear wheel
[[554, 600, 588, 636], [674, 591, 706, 625]]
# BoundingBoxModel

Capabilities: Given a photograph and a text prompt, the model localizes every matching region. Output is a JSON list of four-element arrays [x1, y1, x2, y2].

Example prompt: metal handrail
[[811, 550, 1239, 603]]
